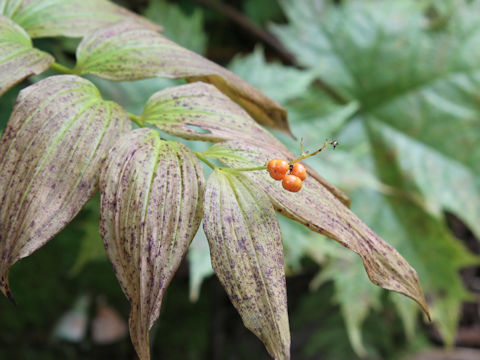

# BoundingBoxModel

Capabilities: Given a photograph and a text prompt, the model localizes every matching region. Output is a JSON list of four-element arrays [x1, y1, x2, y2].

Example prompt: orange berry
[[282, 174, 302, 192], [267, 159, 289, 180], [290, 162, 307, 181]]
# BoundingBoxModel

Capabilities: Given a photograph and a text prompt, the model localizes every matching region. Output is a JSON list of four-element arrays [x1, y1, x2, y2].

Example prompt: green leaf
[[204, 140, 431, 320], [0, 0, 22, 18], [143, 0, 207, 55], [271, 0, 480, 345], [272, 0, 480, 239], [187, 225, 213, 302], [349, 189, 479, 347], [69, 195, 106, 276], [228, 46, 316, 104], [74, 20, 291, 135], [99, 129, 204, 360], [0, 74, 130, 300], [3, 0, 160, 38], [0, 14, 53, 97], [141, 82, 282, 146], [203, 169, 290, 359]]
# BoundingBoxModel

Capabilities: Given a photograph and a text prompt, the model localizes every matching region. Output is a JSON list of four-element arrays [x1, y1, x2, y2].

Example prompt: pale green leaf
[[273, 0, 480, 239], [350, 188, 479, 346], [271, 0, 480, 345], [99, 129, 204, 360], [0, 0, 22, 17], [203, 169, 290, 359], [0, 74, 130, 300], [229, 46, 316, 104], [4, 0, 160, 38], [143, 0, 207, 55], [0, 14, 53, 96], [187, 225, 213, 302], [74, 20, 290, 134], [141, 82, 282, 146], [203, 141, 431, 320]]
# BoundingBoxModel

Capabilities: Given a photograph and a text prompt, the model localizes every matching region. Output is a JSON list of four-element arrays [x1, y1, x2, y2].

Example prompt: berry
[[282, 174, 302, 192], [267, 159, 289, 180], [290, 162, 307, 181]]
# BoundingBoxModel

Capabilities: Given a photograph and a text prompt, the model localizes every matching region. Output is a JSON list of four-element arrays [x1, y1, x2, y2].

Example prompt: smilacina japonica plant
[[0, 1, 430, 359]]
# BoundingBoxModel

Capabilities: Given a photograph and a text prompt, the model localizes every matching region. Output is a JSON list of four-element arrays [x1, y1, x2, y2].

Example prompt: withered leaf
[[74, 20, 290, 134], [0, 75, 130, 300], [1, 0, 160, 38], [203, 169, 290, 359], [0, 14, 53, 97], [99, 129, 204, 360], [203, 141, 431, 320]]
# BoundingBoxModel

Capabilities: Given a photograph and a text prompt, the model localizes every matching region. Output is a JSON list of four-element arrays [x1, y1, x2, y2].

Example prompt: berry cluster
[[267, 159, 307, 192]]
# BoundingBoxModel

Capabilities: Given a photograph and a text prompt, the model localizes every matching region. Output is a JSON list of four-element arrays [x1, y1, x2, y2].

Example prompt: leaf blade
[[0, 74, 130, 298], [75, 20, 290, 134], [203, 170, 290, 359], [6, 0, 160, 38], [205, 140, 431, 320], [99, 129, 204, 360], [0, 14, 53, 97]]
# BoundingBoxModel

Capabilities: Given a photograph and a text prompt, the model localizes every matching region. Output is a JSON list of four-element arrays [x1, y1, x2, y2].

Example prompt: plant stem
[[195, 151, 218, 170], [128, 113, 145, 127], [50, 62, 78, 75]]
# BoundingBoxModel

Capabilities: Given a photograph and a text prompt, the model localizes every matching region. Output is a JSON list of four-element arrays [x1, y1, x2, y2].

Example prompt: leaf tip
[[0, 276, 16, 306]]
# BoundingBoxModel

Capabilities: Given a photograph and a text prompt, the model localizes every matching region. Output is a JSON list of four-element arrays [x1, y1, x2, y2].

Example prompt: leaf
[[349, 189, 479, 347], [99, 129, 204, 360], [203, 140, 431, 320], [228, 46, 316, 104], [0, 74, 130, 300], [2, 0, 160, 38], [187, 225, 213, 302], [0, 0, 23, 18], [141, 82, 282, 146], [203, 169, 290, 359], [141, 81, 349, 206], [272, 0, 480, 240], [271, 0, 480, 343], [74, 20, 290, 134], [143, 0, 207, 55], [0, 14, 53, 97]]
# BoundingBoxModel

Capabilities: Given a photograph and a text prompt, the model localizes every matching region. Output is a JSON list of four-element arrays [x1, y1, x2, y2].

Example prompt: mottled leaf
[[100, 129, 204, 360], [141, 82, 282, 146], [2, 0, 160, 38], [203, 169, 290, 359], [141, 81, 349, 206], [203, 141, 431, 320], [0, 75, 130, 299], [74, 20, 290, 134], [0, 15, 53, 97]]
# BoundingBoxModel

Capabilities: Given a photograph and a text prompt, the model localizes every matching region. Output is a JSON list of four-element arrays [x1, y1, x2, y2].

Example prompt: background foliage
[[1, 0, 479, 359]]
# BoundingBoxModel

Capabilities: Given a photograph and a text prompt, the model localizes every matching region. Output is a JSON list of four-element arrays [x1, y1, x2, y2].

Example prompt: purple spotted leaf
[[140, 81, 349, 207], [74, 20, 290, 135], [141, 82, 284, 146], [203, 170, 290, 359], [0, 75, 130, 300], [0, 14, 53, 97], [2, 0, 160, 38], [202, 141, 431, 320], [99, 129, 204, 360]]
